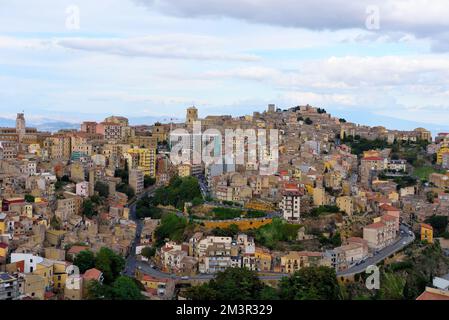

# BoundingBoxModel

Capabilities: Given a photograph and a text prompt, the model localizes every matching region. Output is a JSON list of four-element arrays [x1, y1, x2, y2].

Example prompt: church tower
[[186, 106, 198, 125], [16, 113, 26, 143]]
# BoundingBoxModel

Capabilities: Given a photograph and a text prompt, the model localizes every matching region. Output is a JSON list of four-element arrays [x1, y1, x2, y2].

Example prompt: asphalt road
[[123, 186, 156, 277], [337, 223, 415, 277]]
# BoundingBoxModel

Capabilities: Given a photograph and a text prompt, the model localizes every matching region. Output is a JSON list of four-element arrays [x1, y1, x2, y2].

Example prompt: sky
[[1, 0, 449, 133]]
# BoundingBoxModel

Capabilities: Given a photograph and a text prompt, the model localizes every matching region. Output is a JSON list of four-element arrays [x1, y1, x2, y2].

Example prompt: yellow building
[[0, 216, 5, 234], [313, 187, 326, 206], [125, 147, 156, 177], [177, 163, 192, 177], [23, 274, 46, 300], [421, 223, 433, 244], [280, 251, 323, 274], [0, 242, 8, 258], [53, 261, 70, 292], [437, 146, 449, 165], [336, 196, 353, 216], [33, 260, 54, 289], [363, 150, 381, 158], [255, 248, 272, 272]]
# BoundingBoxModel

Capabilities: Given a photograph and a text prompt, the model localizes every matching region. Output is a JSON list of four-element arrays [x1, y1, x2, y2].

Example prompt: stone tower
[[88, 168, 95, 197], [16, 113, 26, 143], [186, 106, 198, 125]]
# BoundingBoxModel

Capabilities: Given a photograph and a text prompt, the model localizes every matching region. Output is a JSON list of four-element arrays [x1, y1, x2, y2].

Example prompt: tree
[[82, 199, 97, 218], [144, 176, 156, 188], [85, 280, 112, 300], [25, 194, 35, 203], [111, 276, 144, 300], [117, 183, 135, 199], [50, 215, 61, 230], [86, 277, 143, 300], [95, 181, 109, 198], [95, 247, 125, 284], [141, 247, 156, 259], [425, 215, 449, 236], [379, 273, 406, 300], [280, 266, 340, 300], [74, 250, 96, 274], [185, 268, 267, 300], [305, 118, 313, 125], [154, 213, 188, 247], [151, 176, 202, 210]]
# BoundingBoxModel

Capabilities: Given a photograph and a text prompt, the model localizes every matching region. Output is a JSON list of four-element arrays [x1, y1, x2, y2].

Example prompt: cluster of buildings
[[1, 103, 448, 300]]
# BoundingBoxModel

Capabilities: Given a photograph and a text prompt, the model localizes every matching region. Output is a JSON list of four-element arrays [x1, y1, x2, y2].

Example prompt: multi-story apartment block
[[125, 147, 156, 177], [363, 214, 398, 250], [280, 189, 301, 221], [0, 273, 21, 300], [129, 169, 144, 195]]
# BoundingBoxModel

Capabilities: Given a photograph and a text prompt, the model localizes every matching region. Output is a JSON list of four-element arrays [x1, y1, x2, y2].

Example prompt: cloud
[[56, 35, 260, 61], [134, 0, 449, 51], [0, 35, 260, 62]]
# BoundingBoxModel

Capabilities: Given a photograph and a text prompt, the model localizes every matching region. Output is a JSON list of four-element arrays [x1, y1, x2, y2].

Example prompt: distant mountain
[[128, 116, 183, 126], [32, 121, 79, 132]]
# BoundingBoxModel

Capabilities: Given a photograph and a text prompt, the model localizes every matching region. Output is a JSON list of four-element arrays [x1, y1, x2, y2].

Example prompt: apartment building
[[280, 190, 301, 221], [363, 215, 398, 250], [129, 169, 144, 195], [0, 273, 21, 300]]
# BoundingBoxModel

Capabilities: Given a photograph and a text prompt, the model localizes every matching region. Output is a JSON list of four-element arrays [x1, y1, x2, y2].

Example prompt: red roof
[[365, 222, 385, 229], [417, 290, 449, 300], [379, 204, 399, 212], [67, 245, 89, 255], [83, 268, 102, 281], [421, 223, 433, 230], [381, 214, 397, 222], [0, 243, 8, 249]]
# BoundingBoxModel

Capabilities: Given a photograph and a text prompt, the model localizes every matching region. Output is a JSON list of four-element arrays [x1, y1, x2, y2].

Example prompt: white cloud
[[56, 35, 260, 61], [135, 0, 449, 51]]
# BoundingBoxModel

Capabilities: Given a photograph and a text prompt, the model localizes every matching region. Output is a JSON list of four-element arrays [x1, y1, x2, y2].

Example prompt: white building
[[76, 181, 89, 198], [280, 190, 301, 221], [10, 253, 44, 273]]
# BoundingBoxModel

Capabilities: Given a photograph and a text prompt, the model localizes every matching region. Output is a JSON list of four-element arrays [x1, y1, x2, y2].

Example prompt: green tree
[[85, 280, 113, 300], [379, 273, 406, 300], [305, 117, 313, 125], [144, 176, 156, 188], [25, 194, 35, 203], [185, 268, 266, 300], [95, 247, 125, 284], [82, 199, 97, 218], [117, 183, 135, 199], [74, 250, 96, 274], [279, 266, 340, 300], [154, 213, 188, 246], [50, 215, 61, 230], [425, 215, 448, 236], [95, 181, 109, 198], [141, 247, 156, 259], [111, 276, 144, 300], [152, 176, 202, 210]]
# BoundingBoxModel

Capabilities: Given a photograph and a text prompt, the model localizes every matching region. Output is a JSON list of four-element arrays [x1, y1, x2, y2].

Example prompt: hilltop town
[[1, 105, 449, 301]]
